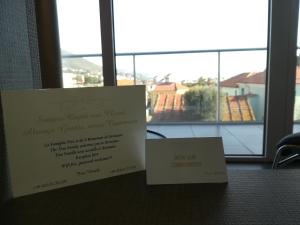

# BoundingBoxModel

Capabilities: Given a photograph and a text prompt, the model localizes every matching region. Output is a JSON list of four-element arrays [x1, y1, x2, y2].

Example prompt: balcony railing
[[61, 47, 267, 124]]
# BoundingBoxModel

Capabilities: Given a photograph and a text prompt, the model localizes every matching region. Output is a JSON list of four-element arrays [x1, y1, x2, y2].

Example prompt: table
[[1, 169, 300, 225]]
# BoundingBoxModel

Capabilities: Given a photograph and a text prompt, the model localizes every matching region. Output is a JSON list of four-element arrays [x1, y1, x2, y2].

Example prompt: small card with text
[[146, 137, 227, 184], [1, 86, 146, 197]]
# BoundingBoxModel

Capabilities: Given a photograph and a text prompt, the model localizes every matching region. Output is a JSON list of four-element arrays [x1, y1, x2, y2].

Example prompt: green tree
[[84, 75, 100, 84], [184, 85, 217, 120], [185, 76, 216, 87]]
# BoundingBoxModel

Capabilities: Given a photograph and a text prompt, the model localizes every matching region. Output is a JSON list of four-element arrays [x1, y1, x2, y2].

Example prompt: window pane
[[294, 3, 300, 132], [114, 0, 268, 156], [56, 0, 103, 88], [56, 0, 101, 54], [116, 56, 135, 86], [294, 52, 300, 132]]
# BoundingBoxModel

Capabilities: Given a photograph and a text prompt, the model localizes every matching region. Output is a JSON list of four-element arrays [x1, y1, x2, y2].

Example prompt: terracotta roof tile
[[220, 73, 249, 87], [221, 66, 300, 87], [154, 82, 176, 91], [220, 72, 265, 87]]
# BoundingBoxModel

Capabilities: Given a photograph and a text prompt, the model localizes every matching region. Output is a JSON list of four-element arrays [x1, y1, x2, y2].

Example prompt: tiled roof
[[154, 82, 177, 91], [221, 66, 300, 87], [151, 93, 184, 122], [220, 71, 265, 87], [154, 82, 189, 92], [222, 96, 255, 121]]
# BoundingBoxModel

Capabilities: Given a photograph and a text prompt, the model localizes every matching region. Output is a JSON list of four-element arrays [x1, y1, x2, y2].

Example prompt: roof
[[221, 66, 300, 87], [220, 71, 265, 88], [175, 83, 189, 90], [154, 82, 189, 92], [154, 82, 176, 91]]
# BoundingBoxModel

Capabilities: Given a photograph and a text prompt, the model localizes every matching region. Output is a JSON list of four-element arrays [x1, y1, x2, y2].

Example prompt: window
[[55, 0, 299, 160]]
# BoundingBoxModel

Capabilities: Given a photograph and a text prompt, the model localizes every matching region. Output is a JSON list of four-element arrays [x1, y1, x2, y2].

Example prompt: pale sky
[[56, 0, 270, 81]]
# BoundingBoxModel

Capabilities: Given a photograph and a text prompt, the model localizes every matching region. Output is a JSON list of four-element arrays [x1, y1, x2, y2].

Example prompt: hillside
[[61, 50, 102, 74]]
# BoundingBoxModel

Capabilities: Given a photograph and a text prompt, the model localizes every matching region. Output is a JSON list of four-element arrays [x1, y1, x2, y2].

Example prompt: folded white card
[[1, 86, 146, 197], [146, 137, 227, 184]]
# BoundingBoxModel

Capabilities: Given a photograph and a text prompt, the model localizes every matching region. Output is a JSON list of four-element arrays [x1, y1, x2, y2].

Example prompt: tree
[[84, 75, 100, 84], [184, 76, 217, 87], [184, 85, 217, 120]]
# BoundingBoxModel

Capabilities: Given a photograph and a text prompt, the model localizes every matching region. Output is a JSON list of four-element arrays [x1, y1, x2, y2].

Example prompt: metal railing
[[61, 47, 267, 124]]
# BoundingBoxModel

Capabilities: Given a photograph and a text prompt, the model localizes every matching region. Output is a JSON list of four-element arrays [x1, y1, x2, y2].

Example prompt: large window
[[112, 0, 268, 155], [55, 0, 299, 159]]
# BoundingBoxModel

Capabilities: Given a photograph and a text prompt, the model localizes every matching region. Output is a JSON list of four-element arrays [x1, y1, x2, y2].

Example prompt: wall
[[0, 0, 41, 90], [0, 0, 42, 205]]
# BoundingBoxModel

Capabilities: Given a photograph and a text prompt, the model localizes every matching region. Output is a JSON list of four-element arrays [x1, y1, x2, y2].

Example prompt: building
[[221, 67, 300, 121], [221, 71, 266, 122]]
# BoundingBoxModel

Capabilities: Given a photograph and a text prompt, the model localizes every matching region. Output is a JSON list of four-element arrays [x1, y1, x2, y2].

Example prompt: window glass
[[114, 0, 268, 156], [56, 0, 103, 88], [293, 6, 300, 132]]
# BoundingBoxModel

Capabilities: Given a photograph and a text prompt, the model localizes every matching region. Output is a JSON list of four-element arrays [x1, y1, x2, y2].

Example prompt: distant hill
[[60, 50, 149, 81], [61, 50, 102, 75]]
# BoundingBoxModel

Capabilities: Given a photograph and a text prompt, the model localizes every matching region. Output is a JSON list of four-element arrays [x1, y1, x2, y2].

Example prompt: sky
[[56, 0, 271, 81]]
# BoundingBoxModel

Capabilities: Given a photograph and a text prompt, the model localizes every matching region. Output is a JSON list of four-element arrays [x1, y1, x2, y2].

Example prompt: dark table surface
[[1, 169, 300, 225]]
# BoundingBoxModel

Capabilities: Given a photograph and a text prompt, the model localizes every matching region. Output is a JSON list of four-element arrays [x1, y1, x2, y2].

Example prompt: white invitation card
[[1, 86, 146, 197]]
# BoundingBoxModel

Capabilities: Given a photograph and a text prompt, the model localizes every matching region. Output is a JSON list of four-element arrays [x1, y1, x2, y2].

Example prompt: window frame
[[50, 0, 299, 162]]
